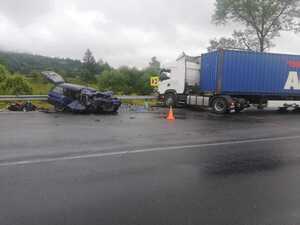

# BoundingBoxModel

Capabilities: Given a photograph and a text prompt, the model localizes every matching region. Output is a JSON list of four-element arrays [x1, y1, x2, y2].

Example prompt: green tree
[[208, 30, 260, 51], [0, 74, 32, 95], [208, 36, 242, 52], [141, 68, 156, 95], [96, 59, 112, 74], [97, 67, 155, 95], [30, 71, 48, 84], [98, 70, 124, 94], [118, 66, 143, 94], [0, 64, 9, 83], [213, 0, 300, 52], [0, 51, 82, 77], [81, 49, 97, 82], [148, 57, 161, 73]]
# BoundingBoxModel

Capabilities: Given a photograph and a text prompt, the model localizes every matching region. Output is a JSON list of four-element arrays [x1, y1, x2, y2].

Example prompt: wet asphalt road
[[1, 108, 300, 225]]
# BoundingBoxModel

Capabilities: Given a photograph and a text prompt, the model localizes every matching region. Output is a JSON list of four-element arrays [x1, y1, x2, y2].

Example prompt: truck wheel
[[212, 98, 228, 114], [164, 93, 177, 107]]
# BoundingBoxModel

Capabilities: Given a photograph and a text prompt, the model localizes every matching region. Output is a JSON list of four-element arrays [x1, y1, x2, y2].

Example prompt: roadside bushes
[[97, 67, 156, 95], [98, 70, 124, 94], [0, 64, 9, 83], [0, 64, 32, 95], [0, 62, 156, 96]]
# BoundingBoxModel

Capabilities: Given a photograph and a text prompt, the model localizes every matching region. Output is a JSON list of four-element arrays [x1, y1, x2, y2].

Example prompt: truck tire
[[164, 93, 177, 107], [212, 98, 228, 114]]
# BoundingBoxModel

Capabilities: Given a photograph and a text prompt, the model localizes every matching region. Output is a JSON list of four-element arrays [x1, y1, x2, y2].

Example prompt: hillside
[[0, 51, 83, 77]]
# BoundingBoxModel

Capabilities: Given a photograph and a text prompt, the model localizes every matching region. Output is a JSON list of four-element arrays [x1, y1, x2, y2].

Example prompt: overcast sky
[[0, 0, 299, 68]]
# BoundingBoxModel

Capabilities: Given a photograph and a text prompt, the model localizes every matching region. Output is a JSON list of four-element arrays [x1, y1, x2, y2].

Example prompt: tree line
[[0, 51, 83, 77], [0, 49, 161, 95], [82, 49, 160, 95]]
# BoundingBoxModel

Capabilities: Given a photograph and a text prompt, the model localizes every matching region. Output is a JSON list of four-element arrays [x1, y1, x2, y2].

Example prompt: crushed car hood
[[42, 71, 65, 84], [81, 88, 114, 98]]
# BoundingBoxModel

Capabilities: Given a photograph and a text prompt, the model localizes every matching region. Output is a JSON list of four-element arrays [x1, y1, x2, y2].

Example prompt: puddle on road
[[156, 107, 300, 124], [153, 109, 268, 123], [204, 151, 284, 177], [118, 104, 160, 113]]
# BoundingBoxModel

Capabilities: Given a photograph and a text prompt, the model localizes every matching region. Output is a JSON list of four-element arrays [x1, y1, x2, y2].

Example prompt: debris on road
[[8, 102, 37, 112]]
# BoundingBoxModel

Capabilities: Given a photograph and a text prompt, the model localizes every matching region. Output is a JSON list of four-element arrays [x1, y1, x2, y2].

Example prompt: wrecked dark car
[[42, 71, 121, 113]]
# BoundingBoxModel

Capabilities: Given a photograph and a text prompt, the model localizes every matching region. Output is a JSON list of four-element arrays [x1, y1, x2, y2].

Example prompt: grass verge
[[121, 99, 158, 106]]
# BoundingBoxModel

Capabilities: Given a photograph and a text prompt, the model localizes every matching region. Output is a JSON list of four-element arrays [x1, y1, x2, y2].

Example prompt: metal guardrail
[[0, 95, 48, 101], [0, 95, 157, 101], [117, 96, 157, 100]]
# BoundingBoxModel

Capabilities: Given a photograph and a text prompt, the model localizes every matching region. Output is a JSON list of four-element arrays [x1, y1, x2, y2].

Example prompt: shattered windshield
[[160, 69, 171, 81]]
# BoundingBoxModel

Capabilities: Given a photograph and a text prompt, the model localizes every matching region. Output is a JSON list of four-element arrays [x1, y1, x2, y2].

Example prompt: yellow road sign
[[150, 76, 160, 87]]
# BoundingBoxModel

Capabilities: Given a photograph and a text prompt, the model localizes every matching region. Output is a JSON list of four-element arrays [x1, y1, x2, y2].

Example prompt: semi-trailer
[[158, 49, 300, 114]]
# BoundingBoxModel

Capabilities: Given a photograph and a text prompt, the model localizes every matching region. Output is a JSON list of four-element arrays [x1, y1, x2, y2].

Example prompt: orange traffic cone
[[166, 106, 175, 121]]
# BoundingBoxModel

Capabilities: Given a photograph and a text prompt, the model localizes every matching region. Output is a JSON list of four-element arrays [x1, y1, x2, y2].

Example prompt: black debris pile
[[8, 102, 37, 112]]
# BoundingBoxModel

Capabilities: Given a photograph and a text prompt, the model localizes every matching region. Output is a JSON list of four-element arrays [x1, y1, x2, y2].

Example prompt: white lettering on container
[[284, 71, 300, 90]]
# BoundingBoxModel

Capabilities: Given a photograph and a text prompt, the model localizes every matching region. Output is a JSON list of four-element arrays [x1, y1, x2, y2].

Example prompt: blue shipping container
[[200, 50, 300, 97]]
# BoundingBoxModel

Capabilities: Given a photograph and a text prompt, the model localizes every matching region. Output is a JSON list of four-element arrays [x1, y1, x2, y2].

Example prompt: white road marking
[[1, 135, 300, 167]]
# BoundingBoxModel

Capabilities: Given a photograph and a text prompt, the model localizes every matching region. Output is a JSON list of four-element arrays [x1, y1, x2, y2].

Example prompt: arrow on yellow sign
[[150, 76, 160, 87]]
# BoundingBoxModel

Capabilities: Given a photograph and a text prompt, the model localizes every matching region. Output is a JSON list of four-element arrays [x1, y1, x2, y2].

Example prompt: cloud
[[0, 0, 299, 67], [0, 0, 54, 26]]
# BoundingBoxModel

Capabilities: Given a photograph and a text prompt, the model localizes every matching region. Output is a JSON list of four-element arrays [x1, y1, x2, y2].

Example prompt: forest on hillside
[[0, 49, 160, 96], [0, 51, 93, 77]]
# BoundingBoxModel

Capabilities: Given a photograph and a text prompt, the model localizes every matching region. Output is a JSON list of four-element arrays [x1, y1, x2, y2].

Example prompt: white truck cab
[[158, 53, 201, 106]]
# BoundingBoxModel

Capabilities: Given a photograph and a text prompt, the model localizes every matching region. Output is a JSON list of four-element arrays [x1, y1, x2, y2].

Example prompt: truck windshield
[[160, 69, 171, 81]]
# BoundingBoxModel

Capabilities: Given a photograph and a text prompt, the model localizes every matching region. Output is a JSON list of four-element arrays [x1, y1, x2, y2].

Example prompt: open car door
[[41, 71, 65, 85]]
